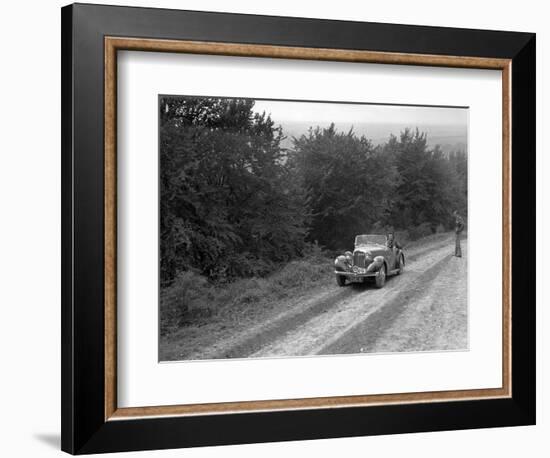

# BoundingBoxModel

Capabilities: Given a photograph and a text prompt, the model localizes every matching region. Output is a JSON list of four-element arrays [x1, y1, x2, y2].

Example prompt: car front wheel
[[375, 264, 386, 288], [336, 275, 346, 287]]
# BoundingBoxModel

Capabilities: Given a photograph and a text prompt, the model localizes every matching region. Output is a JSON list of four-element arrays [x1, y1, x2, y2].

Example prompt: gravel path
[[167, 234, 467, 360], [253, 241, 466, 357], [322, 246, 467, 355]]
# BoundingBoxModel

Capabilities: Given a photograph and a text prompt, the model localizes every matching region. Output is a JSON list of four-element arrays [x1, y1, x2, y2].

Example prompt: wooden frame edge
[[105, 37, 510, 69], [104, 36, 512, 421], [502, 61, 512, 400], [105, 38, 117, 420]]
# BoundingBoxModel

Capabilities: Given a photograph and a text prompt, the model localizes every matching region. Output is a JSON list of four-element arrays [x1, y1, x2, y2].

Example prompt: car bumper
[[334, 270, 379, 279]]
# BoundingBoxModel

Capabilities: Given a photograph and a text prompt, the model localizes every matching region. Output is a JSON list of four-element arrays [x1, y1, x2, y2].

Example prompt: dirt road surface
[[177, 234, 467, 360]]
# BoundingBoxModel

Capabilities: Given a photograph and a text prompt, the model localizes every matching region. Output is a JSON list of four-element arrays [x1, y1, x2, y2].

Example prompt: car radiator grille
[[353, 251, 366, 268]]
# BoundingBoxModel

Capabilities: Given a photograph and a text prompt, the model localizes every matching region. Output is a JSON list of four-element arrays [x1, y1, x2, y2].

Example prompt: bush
[[270, 260, 327, 290], [301, 241, 327, 263], [394, 230, 410, 246], [408, 222, 433, 240], [223, 277, 269, 306], [160, 250, 333, 336], [160, 271, 210, 335]]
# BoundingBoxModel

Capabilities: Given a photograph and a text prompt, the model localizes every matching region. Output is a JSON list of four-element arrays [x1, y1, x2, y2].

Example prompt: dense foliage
[[160, 97, 308, 284], [160, 96, 467, 285]]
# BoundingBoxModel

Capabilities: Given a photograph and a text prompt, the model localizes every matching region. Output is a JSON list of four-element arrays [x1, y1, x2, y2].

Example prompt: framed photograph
[[61, 3, 535, 454]]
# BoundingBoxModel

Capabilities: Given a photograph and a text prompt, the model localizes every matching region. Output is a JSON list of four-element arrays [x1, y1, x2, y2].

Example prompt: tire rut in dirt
[[319, 253, 454, 355], [406, 238, 454, 263], [219, 288, 354, 359]]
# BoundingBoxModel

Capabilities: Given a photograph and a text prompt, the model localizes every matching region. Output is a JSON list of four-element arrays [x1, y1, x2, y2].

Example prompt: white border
[[117, 51, 502, 408]]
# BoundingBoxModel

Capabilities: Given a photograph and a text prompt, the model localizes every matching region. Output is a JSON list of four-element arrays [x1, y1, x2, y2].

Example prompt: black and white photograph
[[0, 0, 543, 456], [159, 95, 469, 361]]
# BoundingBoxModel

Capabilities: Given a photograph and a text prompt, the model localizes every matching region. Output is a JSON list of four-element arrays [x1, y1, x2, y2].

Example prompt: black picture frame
[[61, 3, 535, 454]]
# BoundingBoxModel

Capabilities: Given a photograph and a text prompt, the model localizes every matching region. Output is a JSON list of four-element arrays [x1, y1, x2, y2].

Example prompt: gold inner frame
[[104, 37, 512, 421]]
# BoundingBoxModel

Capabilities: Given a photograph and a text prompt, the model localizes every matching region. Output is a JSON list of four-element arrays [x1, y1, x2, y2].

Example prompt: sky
[[252, 99, 468, 152], [253, 99, 468, 127]]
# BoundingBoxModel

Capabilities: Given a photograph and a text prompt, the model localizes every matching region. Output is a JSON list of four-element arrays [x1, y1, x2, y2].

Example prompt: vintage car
[[334, 234, 405, 288]]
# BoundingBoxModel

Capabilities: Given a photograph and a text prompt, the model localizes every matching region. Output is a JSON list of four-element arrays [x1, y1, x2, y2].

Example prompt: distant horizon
[[276, 120, 467, 154], [160, 95, 468, 154], [252, 99, 468, 154], [254, 98, 467, 124]]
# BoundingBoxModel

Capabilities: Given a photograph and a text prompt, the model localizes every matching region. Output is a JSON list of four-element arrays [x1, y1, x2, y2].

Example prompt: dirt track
[[179, 234, 467, 360]]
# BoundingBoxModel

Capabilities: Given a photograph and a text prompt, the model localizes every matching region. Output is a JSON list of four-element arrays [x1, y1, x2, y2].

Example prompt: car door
[[385, 245, 397, 270]]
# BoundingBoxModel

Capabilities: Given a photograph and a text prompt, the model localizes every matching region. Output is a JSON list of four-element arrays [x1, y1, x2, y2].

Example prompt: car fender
[[366, 256, 385, 273], [397, 249, 405, 265], [334, 255, 351, 272]]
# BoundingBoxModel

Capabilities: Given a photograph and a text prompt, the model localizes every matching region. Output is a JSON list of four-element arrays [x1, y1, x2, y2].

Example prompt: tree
[[383, 128, 467, 233], [290, 124, 398, 250], [160, 97, 469, 283], [160, 96, 308, 284]]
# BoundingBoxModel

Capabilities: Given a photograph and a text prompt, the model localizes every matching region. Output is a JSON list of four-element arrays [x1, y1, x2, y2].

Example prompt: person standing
[[453, 210, 465, 257]]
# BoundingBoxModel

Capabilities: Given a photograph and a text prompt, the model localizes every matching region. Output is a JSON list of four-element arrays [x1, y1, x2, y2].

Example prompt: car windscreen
[[355, 234, 386, 246]]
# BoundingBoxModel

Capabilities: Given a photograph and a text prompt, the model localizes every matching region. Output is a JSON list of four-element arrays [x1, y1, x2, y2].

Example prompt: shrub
[[225, 277, 269, 306], [160, 250, 333, 336], [271, 261, 320, 289], [394, 230, 410, 246], [160, 270, 210, 334], [301, 241, 327, 263], [408, 222, 433, 240]]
